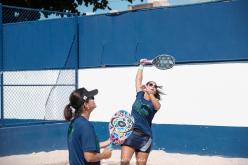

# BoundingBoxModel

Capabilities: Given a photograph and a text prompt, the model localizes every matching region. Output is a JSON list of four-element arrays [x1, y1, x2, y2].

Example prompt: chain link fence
[[0, 5, 77, 127], [2, 70, 76, 126], [2, 5, 77, 24]]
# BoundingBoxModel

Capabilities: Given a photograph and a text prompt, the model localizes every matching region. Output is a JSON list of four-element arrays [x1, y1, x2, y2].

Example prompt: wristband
[[138, 64, 144, 70]]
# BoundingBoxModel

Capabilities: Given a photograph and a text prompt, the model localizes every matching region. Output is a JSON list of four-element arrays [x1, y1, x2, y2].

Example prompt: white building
[[147, 0, 170, 7], [128, 0, 170, 10]]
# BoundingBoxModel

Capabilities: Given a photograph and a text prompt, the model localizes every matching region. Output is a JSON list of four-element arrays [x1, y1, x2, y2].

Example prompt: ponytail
[[64, 102, 84, 121], [64, 88, 89, 121], [64, 104, 73, 121], [155, 87, 165, 100]]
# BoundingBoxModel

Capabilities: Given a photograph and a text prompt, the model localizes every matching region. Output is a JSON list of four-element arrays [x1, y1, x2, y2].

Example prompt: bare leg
[[135, 151, 149, 165], [121, 145, 135, 165]]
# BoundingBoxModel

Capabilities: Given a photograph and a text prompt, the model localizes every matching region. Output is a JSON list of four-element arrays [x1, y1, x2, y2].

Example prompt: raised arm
[[135, 64, 143, 93], [136, 59, 161, 110], [135, 59, 151, 92]]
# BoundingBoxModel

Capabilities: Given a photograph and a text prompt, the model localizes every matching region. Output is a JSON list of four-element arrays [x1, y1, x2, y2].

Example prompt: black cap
[[78, 87, 98, 102]]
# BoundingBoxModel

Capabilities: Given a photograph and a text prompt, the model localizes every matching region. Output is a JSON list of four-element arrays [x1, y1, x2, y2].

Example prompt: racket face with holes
[[109, 110, 134, 144], [152, 54, 175, 70]]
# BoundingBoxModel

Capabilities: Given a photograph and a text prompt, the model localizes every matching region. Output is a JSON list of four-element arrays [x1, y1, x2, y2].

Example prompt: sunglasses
[[87, 96, 94, 100], [147, 83, 158, 89]]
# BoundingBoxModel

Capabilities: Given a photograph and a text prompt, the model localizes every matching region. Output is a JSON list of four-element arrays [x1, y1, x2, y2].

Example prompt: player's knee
[[136, 158, 147, 165], [121, 158, 130, 165]]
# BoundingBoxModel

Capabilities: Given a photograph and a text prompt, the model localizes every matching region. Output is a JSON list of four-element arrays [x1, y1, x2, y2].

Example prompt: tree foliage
[[0, 0, 143, 23], [0, 0, 141, 14]]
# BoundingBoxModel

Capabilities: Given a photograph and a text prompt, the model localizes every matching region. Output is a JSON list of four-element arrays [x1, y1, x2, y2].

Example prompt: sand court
[[1, 150, 248, 165]]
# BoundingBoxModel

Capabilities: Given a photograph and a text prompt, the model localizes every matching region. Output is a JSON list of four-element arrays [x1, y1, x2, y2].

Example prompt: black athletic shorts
[[122, 129, 152, 153]]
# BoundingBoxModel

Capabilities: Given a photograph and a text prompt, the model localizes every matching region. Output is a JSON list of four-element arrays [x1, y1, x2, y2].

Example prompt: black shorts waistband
[[133, 128, 146, 136]]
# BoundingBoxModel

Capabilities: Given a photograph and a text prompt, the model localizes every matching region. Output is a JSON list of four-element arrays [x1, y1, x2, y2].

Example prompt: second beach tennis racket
[[108, 110, 134, 149], [143, 54, 176, 70]]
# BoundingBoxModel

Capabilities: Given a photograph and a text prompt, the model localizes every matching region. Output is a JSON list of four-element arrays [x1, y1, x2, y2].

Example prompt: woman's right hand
[[102, 148, 112, 159], [140, 58, 152, 65]]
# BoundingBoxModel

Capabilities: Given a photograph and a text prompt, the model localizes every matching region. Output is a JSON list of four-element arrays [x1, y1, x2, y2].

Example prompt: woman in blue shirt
[[121, 59, 164, 165], [64, 87, 112, 165]]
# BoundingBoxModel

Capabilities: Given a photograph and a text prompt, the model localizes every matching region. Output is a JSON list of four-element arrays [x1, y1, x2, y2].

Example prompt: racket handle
[[146, 60, 153, 64], [139, 59, 152, 65], [107, 143, 113, 150]]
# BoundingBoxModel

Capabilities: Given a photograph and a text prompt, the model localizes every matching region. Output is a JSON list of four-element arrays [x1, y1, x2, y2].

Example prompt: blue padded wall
[[0, 4, 3, 71], [79, 0, 248, 68], [3, 18, 77, 71], [2, 0, 248, 70]]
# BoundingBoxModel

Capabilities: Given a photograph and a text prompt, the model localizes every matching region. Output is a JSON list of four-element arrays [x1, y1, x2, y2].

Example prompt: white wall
[[79, 63, 248, 127]]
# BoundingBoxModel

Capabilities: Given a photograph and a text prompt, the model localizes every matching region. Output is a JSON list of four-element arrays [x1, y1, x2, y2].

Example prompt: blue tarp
[[79, 0, 248, 67], [3, 18, 77, 70], [0, 4, 3, 71], [1, 0, 248, 70]]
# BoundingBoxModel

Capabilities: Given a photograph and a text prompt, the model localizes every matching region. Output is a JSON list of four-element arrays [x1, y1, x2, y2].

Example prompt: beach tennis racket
[[108, 110, 134, 149], [143, 54, 176, 70]]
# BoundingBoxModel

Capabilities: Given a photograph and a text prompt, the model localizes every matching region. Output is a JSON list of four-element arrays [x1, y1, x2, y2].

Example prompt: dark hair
[[64, 89, 87, 121], [64, 87, 98, 121], [146, 81, 165, 100]]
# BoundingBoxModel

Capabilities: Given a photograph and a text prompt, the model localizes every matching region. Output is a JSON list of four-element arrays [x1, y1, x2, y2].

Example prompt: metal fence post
[[75, 15, 79, 89], [0, 3, 4, 126]]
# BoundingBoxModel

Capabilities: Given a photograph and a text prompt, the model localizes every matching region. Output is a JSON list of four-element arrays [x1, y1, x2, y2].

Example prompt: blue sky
[[78, 0, 215, 14]]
